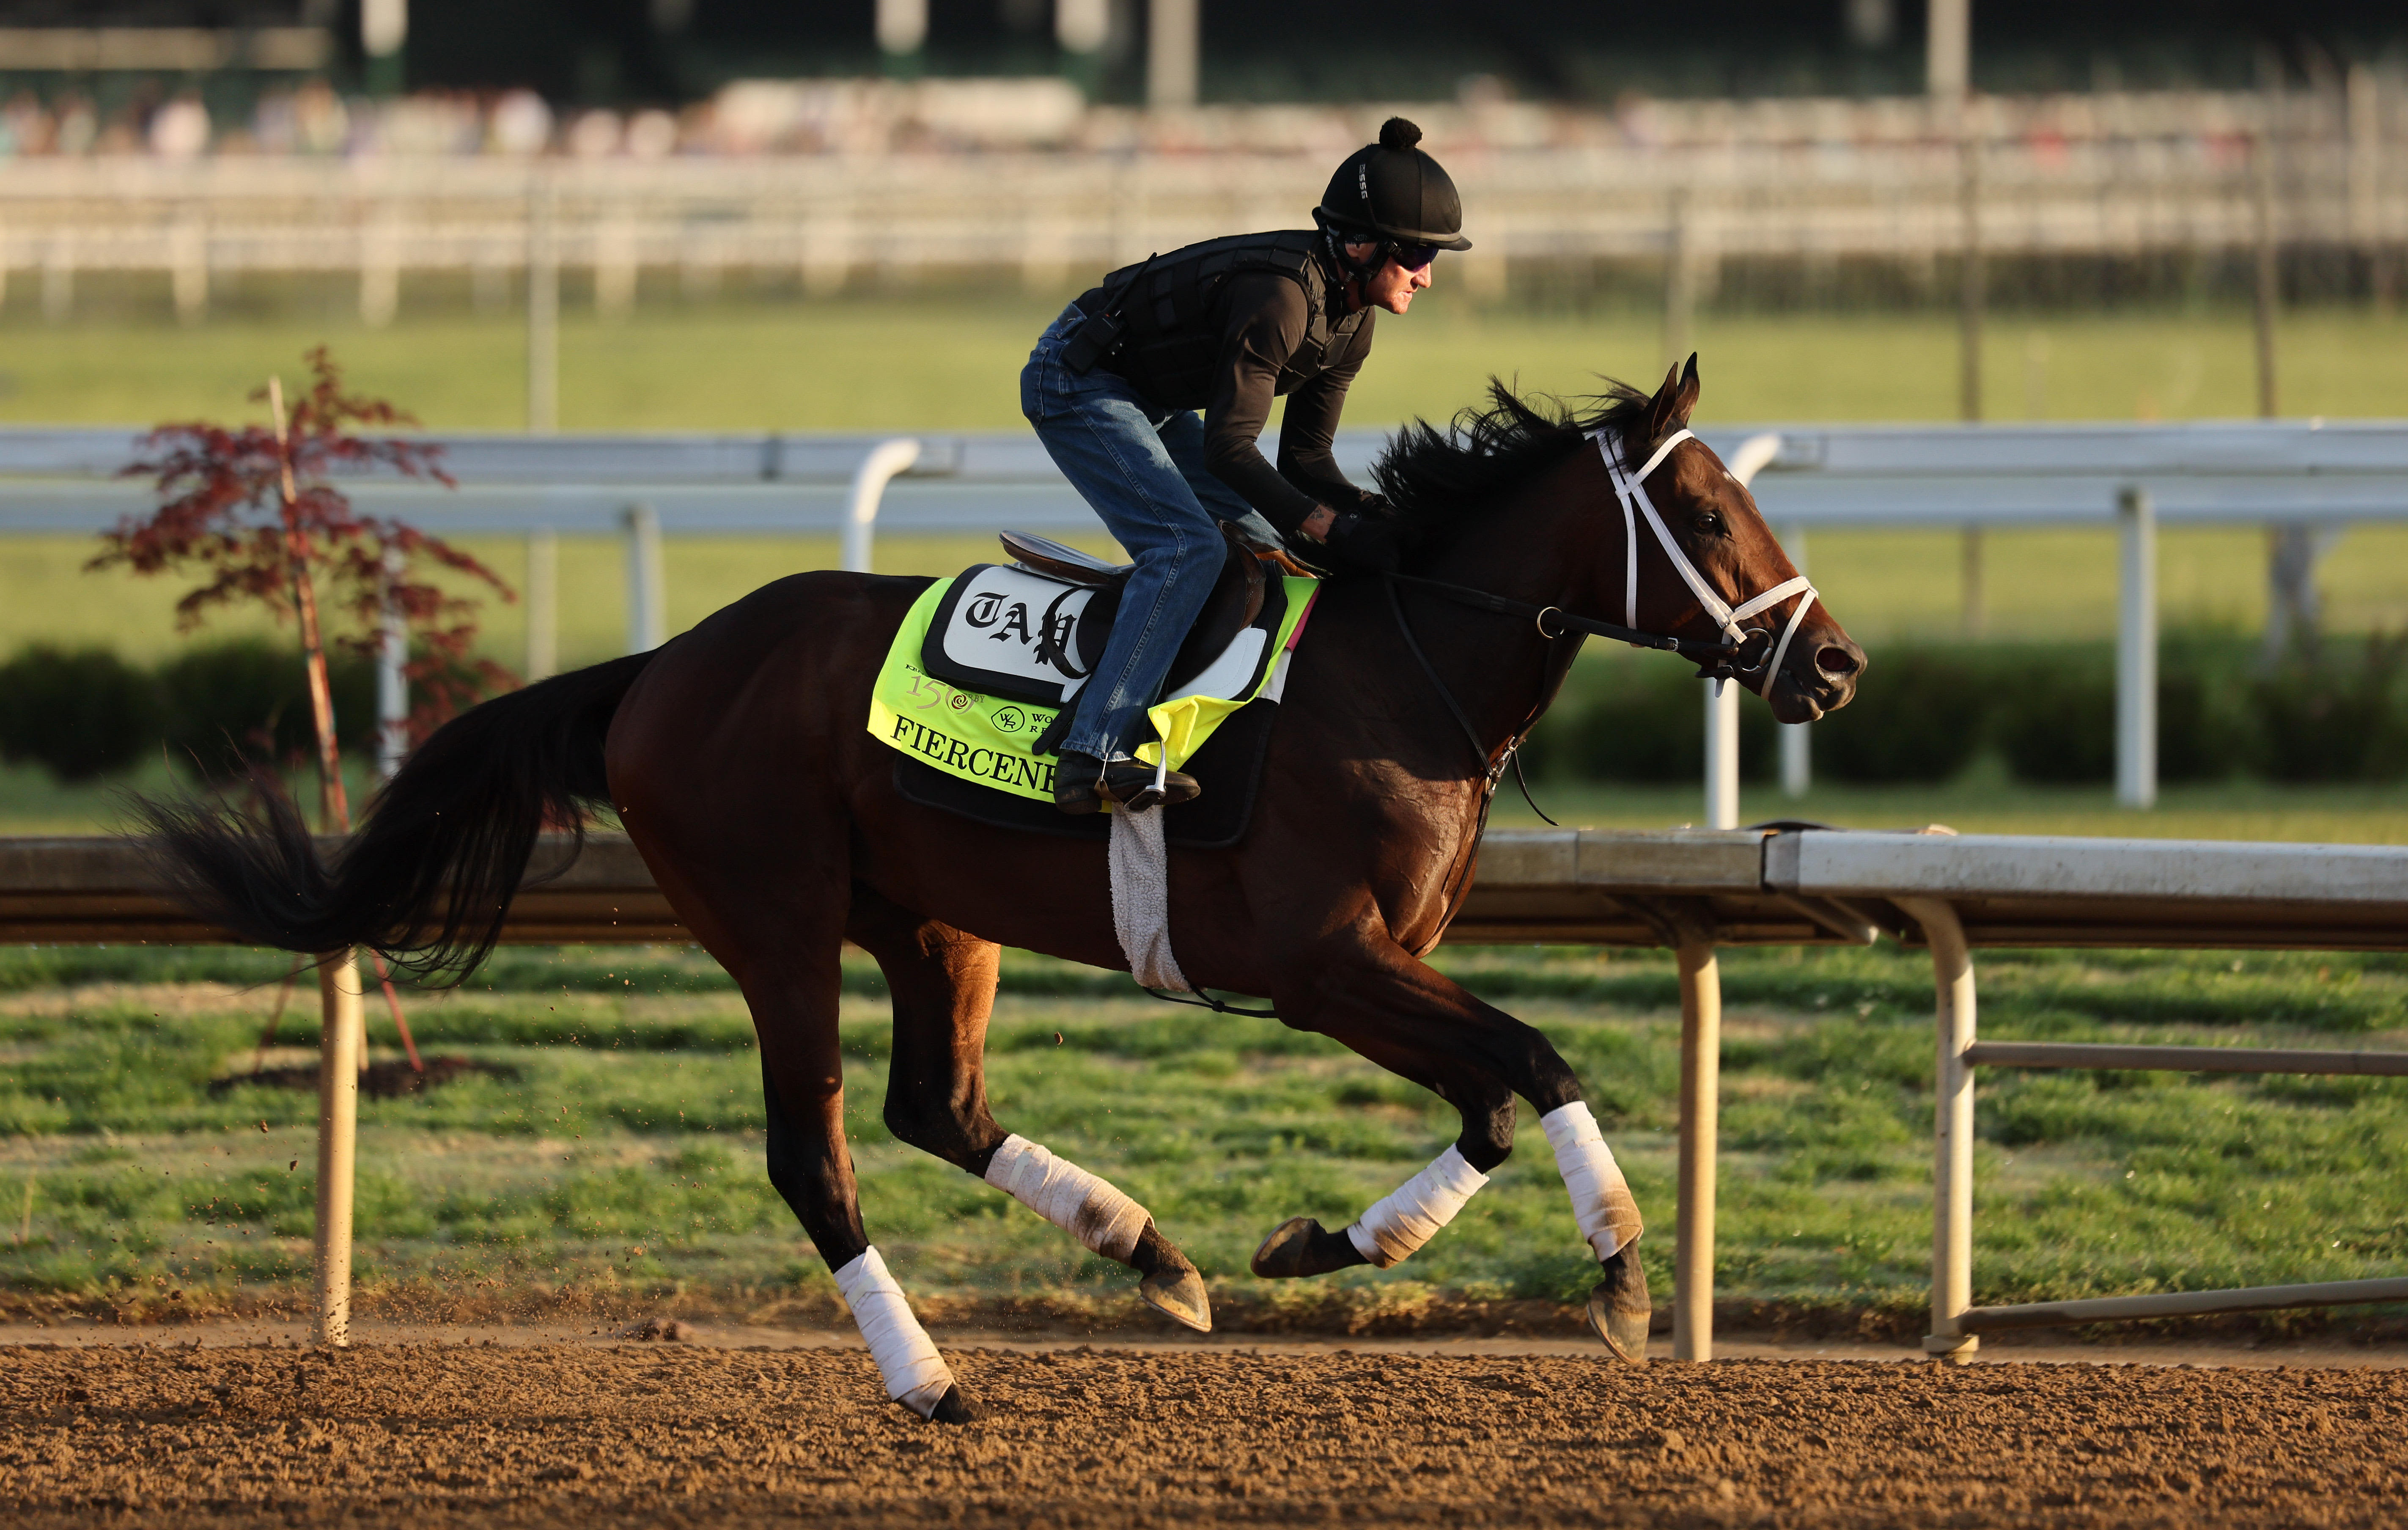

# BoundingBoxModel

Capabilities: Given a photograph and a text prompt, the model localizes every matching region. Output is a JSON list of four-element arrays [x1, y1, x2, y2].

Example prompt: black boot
[[1053, 751, 1106, 815]]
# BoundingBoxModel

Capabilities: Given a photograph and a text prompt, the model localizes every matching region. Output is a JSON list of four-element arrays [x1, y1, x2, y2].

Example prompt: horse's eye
[[1696, 514, 1721, 536]]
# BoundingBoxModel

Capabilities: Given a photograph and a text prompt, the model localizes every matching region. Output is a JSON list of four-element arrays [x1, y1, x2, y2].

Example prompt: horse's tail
[[135, 651, 655, 985]]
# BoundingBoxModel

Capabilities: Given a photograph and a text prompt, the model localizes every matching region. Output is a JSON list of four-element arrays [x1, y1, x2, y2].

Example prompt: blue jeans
[[1020, 304, 1284, 760]]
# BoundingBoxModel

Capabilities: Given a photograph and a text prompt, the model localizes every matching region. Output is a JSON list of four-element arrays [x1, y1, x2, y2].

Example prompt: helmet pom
[[1378, 117, 1422, 153]]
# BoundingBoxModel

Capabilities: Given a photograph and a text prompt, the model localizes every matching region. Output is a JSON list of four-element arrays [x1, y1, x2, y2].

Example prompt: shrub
[[1984, 635, 2259, 787], [1813, 647, 1989, 783], [2158, 634, 2256, 783], [1995, 660, 2114, 784], [2250, 635, 2408, 783], [1527, 656, 1776, 783], [156, 639, 376, 779], [0, 644, 163, 782]]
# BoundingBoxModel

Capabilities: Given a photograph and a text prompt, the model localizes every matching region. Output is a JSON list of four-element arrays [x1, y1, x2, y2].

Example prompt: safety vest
[[1082, 230, 1371, 411]]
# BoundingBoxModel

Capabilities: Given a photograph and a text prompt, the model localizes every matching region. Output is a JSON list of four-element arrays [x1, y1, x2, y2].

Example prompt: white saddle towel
[[1109, 802, 1189, 991]]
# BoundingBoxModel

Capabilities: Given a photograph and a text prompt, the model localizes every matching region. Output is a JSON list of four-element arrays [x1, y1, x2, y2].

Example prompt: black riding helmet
[[1315, 117, 1473, 261]]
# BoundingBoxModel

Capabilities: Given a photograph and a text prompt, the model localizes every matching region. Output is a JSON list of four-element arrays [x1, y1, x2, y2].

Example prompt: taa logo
[[963, 586, 1089, 678]]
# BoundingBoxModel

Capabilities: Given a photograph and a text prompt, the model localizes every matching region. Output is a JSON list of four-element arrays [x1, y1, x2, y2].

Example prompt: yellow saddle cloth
[[867, 572, 1318, 804]]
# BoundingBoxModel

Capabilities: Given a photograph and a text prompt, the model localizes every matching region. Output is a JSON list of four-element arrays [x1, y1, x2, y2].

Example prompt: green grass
[[3, 942, 2405, 1325], [6, 297, 2406, 432]]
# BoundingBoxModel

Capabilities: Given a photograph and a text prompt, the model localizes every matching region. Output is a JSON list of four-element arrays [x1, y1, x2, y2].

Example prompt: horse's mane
[[1370, 378, 1651, 552]]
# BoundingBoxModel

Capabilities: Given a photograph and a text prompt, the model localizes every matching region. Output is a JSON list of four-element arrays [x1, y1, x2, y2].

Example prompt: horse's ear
[[1642, 355, 1702, 445]]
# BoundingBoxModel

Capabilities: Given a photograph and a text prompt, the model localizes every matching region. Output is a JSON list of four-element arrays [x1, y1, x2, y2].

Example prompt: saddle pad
[[868, 571, 1317, 805]]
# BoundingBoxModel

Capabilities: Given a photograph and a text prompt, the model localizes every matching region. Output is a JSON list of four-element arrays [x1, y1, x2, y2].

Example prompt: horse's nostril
[[1815, 646, 1859, 677]]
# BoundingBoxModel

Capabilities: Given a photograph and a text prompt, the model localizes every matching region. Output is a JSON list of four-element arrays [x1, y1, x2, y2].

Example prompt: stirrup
[[1100, 757, 1199, 812]]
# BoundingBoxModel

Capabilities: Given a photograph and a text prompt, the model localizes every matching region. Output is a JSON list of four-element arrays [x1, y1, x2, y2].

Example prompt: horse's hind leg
[[741, 964, 976, 1424], [848, 887, 1212, 1332], [624, 821, 975, 1422]]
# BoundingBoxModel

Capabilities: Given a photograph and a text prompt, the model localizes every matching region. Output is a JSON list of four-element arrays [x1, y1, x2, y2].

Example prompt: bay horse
[[139, 358, 1863, 1421]]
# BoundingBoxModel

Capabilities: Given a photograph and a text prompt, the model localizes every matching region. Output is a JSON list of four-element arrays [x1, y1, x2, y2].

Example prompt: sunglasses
[[1390, 243, 1442, 272]]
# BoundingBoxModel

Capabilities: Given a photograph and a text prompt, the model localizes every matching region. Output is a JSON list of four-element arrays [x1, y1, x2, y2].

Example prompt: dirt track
[[4, 1340, 2404, 1527]]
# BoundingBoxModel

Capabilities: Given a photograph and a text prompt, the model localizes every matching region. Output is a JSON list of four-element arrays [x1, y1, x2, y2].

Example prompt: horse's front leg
[[1253, 933, 1653, 1363]]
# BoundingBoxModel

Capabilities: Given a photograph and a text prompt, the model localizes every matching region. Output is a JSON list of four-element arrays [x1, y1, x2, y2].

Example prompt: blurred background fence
[[0, 84, 2400, 331]]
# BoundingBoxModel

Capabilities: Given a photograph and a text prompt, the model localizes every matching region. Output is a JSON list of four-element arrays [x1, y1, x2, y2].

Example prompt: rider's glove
[[1314, 508, 1403, 574]]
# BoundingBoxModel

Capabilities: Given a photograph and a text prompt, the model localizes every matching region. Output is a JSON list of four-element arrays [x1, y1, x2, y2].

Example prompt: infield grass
[[5, 297, 2406, 432], [2, 941, 2404, 1327]]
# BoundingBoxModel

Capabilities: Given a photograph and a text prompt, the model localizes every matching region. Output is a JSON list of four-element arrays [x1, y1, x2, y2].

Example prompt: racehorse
[[138, 358, 1863, 1421]]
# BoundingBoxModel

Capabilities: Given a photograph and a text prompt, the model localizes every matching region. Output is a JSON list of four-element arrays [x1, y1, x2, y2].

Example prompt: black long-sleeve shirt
[[1079, 256, 1376, 535], [1197, 272, 1377, 532]]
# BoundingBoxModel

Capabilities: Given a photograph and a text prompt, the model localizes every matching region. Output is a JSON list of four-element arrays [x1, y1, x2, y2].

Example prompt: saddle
[[919, 524, 1271, 715], [1004, 525, 1272, 700], [876, 526, 1319, 849]]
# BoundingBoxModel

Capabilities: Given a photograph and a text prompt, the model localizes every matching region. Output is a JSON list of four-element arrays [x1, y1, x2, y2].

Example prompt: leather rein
[[1381, 427, 1822, 809]]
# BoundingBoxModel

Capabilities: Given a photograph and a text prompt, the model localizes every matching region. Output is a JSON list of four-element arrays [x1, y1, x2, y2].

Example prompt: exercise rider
[[1021, 116, 1471, 814]]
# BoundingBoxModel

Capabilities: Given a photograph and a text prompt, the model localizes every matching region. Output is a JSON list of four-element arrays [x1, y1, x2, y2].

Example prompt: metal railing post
[[1674, 932, 1722, 1362], [844, 438, 922, 574], [623, 503, 664, 653], [1898, 895, 1979, 1363], [524, 526, 558, 681], [1703, 680, 1740, 830], [2116, 486, 2157, 809], [376, 548, 407, 782], [312, 950, 365, 1346], [1776, 517, 1810, 798]]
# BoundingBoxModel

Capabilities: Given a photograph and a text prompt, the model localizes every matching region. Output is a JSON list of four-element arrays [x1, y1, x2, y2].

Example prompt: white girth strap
[[984, 1134, 1151, 1261], [1542, 1101, 1643, 1262], [1345, 1143, 1491, 1269], [833, 1247, 956, 1417], [1595, 428, 1820, 700]]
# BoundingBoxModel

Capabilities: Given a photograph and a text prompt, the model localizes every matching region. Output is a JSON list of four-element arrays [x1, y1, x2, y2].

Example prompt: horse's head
[[1604, 357, 1864, 725]]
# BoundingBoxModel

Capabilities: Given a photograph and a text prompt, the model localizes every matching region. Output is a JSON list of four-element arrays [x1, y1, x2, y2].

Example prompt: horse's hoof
[[1250, 1216, 1359, 1278], [921, 1384, 977, 1425], [1140, 1265, 1213, 1333], [1585, 1239, 1653, 1366]]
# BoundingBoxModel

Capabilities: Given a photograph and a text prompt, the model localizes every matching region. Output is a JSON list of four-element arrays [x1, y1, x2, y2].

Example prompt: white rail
[[9, 419, 2408, 816], [1766, 827, 2408, 1358]]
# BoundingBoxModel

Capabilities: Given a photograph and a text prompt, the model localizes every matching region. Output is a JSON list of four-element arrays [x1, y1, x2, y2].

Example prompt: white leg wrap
[[983, 1134, 1150, 1262], [1344, 1144, 1490, 1269], [832, 1247, 956, 1417], [1543, 1101, 1643, 1262]]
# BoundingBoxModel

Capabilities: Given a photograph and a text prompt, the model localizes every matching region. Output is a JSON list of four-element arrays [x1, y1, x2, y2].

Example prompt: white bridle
[[1595, 427, 1818, 700]]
